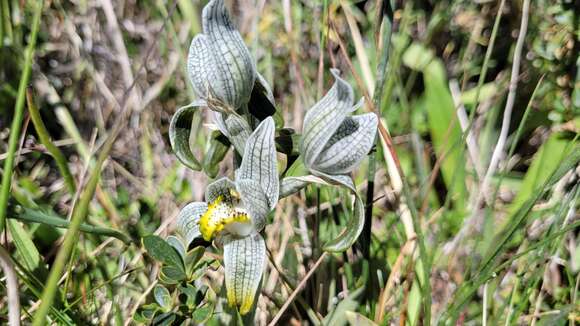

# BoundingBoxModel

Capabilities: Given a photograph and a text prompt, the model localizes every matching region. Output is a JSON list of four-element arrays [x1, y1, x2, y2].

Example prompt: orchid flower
[[170, 0, 275, 170], [175, 117, 278, 315], [187, 0, 255, 112], [279, 69, 378, 252]]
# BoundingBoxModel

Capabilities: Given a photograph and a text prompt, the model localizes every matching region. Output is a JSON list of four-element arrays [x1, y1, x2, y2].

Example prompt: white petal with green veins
[[205, 178, 237, 203], [237, 117, 279, 209], [313, 113, 378, 174], [323, 194, 365, 252], [213, 112, 252, 154], [301, 69, 354, 168], [236, 179, 270, 231], [223, 233, 265, 315], [176, 202, 208, 247], [189, 0, 255, 110], [169, 101, 206, 171]]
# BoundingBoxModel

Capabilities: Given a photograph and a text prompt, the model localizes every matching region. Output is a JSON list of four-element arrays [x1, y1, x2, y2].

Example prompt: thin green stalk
[[1, 0, 13, 44], [471, 0, 506, 115], [0, 0, 43, 234], [26, 88, 77, 194], [10, 207, 130, 244], [361, 0, 393, 259]]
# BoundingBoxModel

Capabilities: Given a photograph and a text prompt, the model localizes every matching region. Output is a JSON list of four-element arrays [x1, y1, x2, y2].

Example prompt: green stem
[[361, 0, 394, 259], [10, 207, 130, 244], [26, 88, 77, 194], [0, 0, 43, 234]]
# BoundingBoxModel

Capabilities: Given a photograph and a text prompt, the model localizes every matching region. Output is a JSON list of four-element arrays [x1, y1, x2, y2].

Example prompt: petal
[[236, 179, 269, 231], [301, 69, 354, 167], [312, 113, 378, 174], [176, 202, 208, 247], [187, 35, 216, 102], [213, 112, 252, 154], [169, 101, 206, 170], [311, 170, 356, 193], [205, 177, 237, 203], [323, 194, 365, 252], [279, 175, 325, 199], [203, 130, 231, 179], [201, 0, 256, 109], [290, 173, 363, 252], [223, 233, 266, 315], [237, 117, 279, 209]]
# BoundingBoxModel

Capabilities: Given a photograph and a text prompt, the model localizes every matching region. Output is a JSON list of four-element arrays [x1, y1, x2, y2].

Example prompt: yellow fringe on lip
[[198, 195, 250, 241]]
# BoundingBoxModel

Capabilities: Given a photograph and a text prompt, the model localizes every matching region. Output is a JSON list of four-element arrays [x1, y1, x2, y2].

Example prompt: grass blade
[[26, 88, 76, 194], [0, 0, 43, 234]]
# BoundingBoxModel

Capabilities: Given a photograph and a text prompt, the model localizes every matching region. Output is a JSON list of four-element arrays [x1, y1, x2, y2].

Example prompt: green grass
[[0, 0, 578, 325]]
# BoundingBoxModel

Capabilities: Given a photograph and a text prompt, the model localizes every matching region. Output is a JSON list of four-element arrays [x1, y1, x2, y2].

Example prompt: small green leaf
[[192, 303, 214, 323], [160, 265, 187, 283], [166, 235, 186, 261], [190, 260, 211, 281], [153, 285, 172, 310], [344, 311, 378, 326], [143, 235, 185, 271], [7, 219, 41, 271], [203, 130, 230, 178], [152, 312, 176, 326], [178, 284, 199, 308], [186, 246, 205, 276], [322, 287, 364, 326], [285, 157, 308, 177]]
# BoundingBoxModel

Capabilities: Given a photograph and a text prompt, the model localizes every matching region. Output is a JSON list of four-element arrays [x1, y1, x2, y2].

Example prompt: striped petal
[[169, 100, 206, 171], [279, 175, 325, 199], [205, 177, 237, 203], [195, 0, 255, 110], [223, 233, 266, 315], [237, 117, 279, 209], [323, 194, 365, 252], [301, 69, 354, 167], [312, 113, 378, 174], [213, 112, 252, 154], [236, 179, 270, 231], [176, 202, 208, 247], [283, 173, 364, 252]]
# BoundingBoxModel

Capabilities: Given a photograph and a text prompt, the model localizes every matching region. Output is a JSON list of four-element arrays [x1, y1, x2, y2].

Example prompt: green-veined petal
[[198, 0, 256, 109], [169, 100, 206, 170], [236, 179, 270, 231], [279, 175, 325, 198], [322, 193, 365, 252], [213, 112, 252, 154], [205, 177, 236, 203], [237, 117, 279, 209], [301, 69, 354, 167], [176, 202, 208, 247], [223, 233, 266, 315], [313, 113, 378, 174]]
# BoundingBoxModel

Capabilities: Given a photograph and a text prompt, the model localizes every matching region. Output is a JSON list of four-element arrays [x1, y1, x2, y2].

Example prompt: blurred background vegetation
[[0, 0, 578, 325]]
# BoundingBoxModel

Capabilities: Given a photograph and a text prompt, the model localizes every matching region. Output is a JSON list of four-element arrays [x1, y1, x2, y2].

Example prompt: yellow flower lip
[[198, 195, 251, 241]]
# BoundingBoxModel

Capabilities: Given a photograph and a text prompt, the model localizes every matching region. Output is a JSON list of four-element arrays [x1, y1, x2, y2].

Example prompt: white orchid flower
[[279, 69, 378, 252], [187, 0, 256, 112], [175, 117, 278, 315], [301, 69, 378, 181], [170, 0, 276, 170]]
